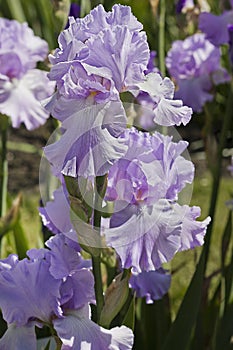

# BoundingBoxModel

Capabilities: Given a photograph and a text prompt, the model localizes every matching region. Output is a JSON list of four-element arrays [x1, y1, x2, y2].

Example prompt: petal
[[104, 199, 182, 272], [0, 69, 54, 130], [129, 269, 171, 303], [45, 234, 84, 279], [85, 26, 149, 91], [174, 204, 211, 251], [0, 258, 61, 325], [61, 270, 95, 310], [137, 72, 174, 99], [44, 101, 127, 178], [199, 11, 233, 46], [153, 97, 192, 126], [39, 187, 75, 235], [0, 323, 36, 350], [174, 77, 213, 113], [53, 308, 134, 350]]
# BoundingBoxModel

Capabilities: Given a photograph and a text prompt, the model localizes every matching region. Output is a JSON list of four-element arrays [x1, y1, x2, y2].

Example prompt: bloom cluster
[[0, 4, 211, 348], [0, 18, 54, 130], [0, 234, 133, 349]]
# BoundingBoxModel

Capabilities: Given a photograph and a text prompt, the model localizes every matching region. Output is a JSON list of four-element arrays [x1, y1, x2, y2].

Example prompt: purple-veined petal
[[174, 204, 211, 251], [44, 101, 127, 178], [104, 199, 182, 272]]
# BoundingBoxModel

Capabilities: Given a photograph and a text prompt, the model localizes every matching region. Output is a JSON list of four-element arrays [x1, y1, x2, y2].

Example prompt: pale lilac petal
[[129, 269, 171, 303], [174, 204, 211, 250], [199, 11, 233, 46], [85, 26, 149, 91], [44, 102, 127, 178], [53, 308, 134, 350], [0, 69, 54, 130], [0, 18, 48, 70], [0, 323, 36, 350], [0, 258, 62, 325], [104, 199, 182, 272], [153, 97, 192, 126], [136, 73, 192, 126]]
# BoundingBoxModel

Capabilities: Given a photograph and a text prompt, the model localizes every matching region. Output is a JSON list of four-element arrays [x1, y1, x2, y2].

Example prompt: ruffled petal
[[104, 199, 182, 272], [174, 204, 211, 251], [53, 307, 134, 350], [0, 69, 54, 130]]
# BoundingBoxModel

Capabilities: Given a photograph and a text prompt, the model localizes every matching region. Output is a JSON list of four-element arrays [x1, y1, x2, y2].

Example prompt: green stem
[[159, 0, 166, 77], [0, 116, 9, 217], [203, 80, 233, 269], [91, 175, 106, 322]]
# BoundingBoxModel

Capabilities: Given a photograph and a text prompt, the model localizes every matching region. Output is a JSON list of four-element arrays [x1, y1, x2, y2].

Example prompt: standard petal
[[0, 323, 36, 350], [53, 308, 134, 350]]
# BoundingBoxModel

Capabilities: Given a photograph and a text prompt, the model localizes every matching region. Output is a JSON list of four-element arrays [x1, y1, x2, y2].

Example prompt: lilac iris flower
[[104, 128, 210, 273], [0, 234, 134, 349], [166, 33, 230, 112], [199, 9, 233, 46], [46, 4, 150, 119], [0, 18, 54, 130]]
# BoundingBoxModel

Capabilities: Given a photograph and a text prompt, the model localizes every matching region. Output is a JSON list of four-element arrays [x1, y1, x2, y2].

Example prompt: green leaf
[[122, 295, 135, 331], [44, 339, 51, 350], [162, 251, 205, 350], [0, 194, 22, 237], [13, 220, 30, 259], [99, 271, 130, 328]]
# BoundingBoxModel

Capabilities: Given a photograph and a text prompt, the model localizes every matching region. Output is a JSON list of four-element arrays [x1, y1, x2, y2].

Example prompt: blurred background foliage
[[0, 0, 233, 349]]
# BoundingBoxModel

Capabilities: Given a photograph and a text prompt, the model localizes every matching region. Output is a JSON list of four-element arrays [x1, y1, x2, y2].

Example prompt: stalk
[[0, 115, 9, 217], [203, 80, 233, 268], [91, 175, 106, 322], [159, 0, 166, 77]]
